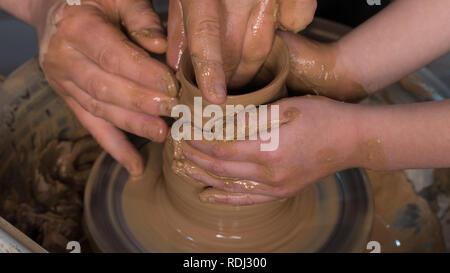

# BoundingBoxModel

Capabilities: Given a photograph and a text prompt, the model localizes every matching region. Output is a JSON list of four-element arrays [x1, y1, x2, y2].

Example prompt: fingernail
[[172, 160, 186, 175], [165, 72, 179, 97], [214, 83, 227, 100], [131, 28, 165, 40], [128, 163, 143, 177], [160, 98, 177, 116], [199, 193, 215, 203]]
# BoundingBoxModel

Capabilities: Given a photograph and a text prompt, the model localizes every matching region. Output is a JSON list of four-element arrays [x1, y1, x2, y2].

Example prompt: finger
[[66, 8, 178, 97], [180, 141, 276, 184], [181, 0, 227, 104], [119, 0, 168, 54], [187, 139, 261, 162], [64, 96, 144, 176], [186, 101, 295, 162], [62, 81, 168, 142], [173, 159, 276, 194], [199, 188, 278, 205], [167, 0, 186, 70], [278, 0, 317, 33], [230, 0, 277, 88], [68, 50, 177, 116], [220, 0, 253, 81]]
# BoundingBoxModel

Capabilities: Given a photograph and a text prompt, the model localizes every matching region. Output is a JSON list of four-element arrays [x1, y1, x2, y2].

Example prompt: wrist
[[29, 0, 60, 34], [331, 40, 369, 102], [281, 31, 368, 102], [332, 102, 366, 171], [345, 104, 390, 171], [300, 96, 363, 172]]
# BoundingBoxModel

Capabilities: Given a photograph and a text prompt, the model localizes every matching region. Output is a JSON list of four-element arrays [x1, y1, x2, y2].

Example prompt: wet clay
[[347, 139, 389, 171], [283, 34, 367, 102], [120, 37, 353, 252], [122, 143, 341, 252], [367, 170, 445, 252], [1, 134, 102, 252]]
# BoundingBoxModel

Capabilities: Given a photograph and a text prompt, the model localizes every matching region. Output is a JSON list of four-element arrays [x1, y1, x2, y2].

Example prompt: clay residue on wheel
[[122, 143, 341, 252], [0, 134, 101, 252], [119, 36, 347, 252], [367, 170, 445, 252]]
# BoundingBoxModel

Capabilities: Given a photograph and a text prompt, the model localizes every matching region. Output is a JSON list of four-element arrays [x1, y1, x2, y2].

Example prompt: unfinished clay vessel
[[85, 35, 373, 253]]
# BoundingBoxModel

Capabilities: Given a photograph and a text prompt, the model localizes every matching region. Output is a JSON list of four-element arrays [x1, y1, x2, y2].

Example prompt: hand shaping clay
[[119, 37, 369, 252]]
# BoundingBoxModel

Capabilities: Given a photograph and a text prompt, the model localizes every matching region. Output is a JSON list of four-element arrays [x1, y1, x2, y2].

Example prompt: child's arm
[[354, 99, 450, 171], [175, 96, 450, 205], [280, 0, 450, 101]]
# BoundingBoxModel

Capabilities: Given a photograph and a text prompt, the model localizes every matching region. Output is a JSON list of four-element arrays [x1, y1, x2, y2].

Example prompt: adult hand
[[36, 0, 179, 176], [177, 96, 360, 205], [167, 0, 317, 104]]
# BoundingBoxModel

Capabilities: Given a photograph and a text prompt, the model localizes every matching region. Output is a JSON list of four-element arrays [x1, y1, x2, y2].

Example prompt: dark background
[[0, 0, 409, 76], [316, 0, 392, 27]]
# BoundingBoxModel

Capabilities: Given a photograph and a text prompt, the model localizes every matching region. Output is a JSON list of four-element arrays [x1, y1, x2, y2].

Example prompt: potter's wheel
[[82, 18, 449, 252], [85, 134, 373, 252], [84, 19, 376, 252]]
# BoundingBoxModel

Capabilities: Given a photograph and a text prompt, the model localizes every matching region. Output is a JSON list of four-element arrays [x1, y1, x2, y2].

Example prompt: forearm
[[353, 99, 450, 170], [0, 0, 57, 27], [337, 0, 450, 94]]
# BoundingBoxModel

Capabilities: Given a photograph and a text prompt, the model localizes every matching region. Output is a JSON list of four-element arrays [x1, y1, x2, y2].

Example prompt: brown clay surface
[[122, 142, 341, 252], [120, 36, 364, 252], [0, 133, 101, 252]]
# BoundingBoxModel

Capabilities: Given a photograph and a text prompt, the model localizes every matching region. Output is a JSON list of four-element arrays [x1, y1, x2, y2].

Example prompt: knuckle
[[243, 45, 271, 63], [97, 47, 120, 72], [191, 18, 221, 40], [265, 151, 282, 164], [63, 11, 97, 34], [59, 15, 82, 34], [210, 163, 225, 176], [270, 172, 286, 184], [86, 77, 108, 100], [210, 145, 228, 158], [86, 97, 103, 117]]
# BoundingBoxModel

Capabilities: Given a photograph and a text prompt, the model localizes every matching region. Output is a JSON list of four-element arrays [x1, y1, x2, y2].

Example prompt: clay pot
[[119, 36, 346, 252], [88, 23, 375, 253], [163, 35, 289, 207], [177, 35, 289, 110]]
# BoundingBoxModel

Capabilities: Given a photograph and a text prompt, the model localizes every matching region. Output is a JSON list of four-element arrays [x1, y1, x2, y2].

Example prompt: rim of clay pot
[[177, 35, 289, 105]]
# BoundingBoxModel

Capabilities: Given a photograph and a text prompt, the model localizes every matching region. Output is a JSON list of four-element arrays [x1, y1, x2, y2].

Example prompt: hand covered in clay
[[279, 31, 369, 102], [178, 96, 359, 205], [166, 0, 317, 103], [36, 0, 179, 176]]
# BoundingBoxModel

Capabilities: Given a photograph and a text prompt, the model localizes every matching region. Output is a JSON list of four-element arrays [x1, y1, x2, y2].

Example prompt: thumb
[[278, 0, 317, 33], [119, 0, 168, 54]]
